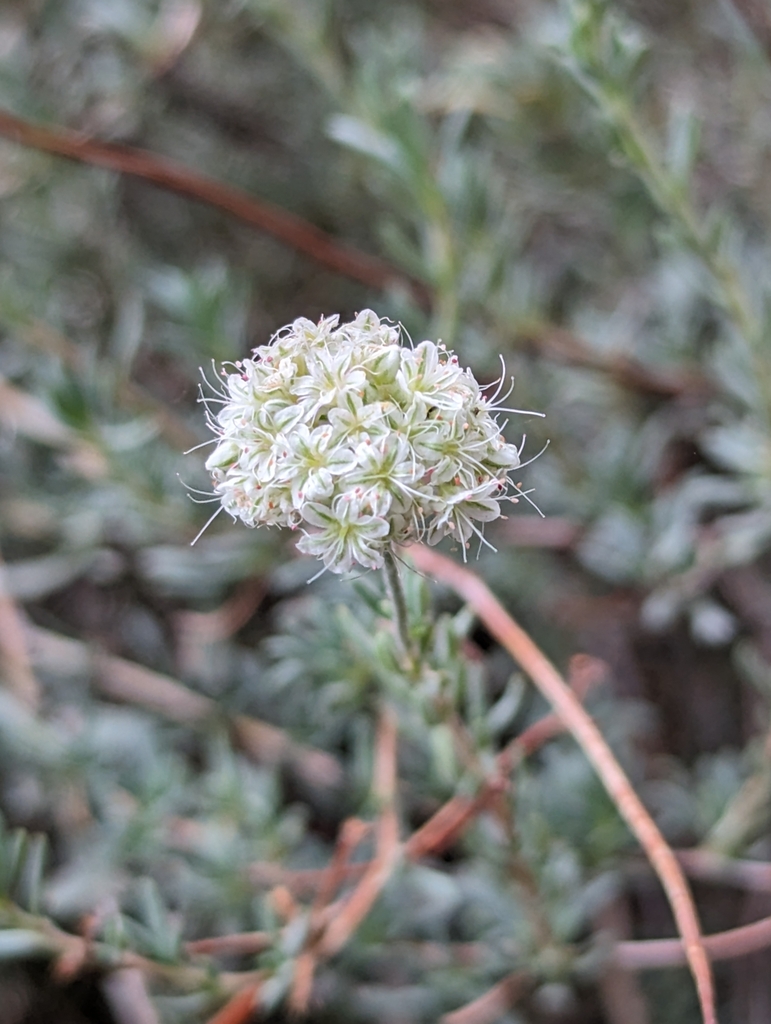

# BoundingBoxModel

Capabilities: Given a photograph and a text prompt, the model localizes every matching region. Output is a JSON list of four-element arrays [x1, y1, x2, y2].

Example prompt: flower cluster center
[[202, 311, 534, 574]]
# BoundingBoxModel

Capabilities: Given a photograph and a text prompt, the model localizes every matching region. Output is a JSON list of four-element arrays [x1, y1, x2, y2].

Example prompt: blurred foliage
[[2, 0, 771, 1021]]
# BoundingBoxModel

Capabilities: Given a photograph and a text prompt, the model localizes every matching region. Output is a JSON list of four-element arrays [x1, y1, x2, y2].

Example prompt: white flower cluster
[[202, 311, 535, 574]]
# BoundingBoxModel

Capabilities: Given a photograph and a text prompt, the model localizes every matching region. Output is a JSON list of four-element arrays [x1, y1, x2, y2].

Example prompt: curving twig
[[203, 982, 262, 1024], [615, 910, 771, 969], [102, 969, 161, 1024], [316, 706, 400, 958], [0, 109, 715, 408], [0, 546, 40, 710], [284, 707, 400, 1015], [439, 971, 531, 1024], [515, 321, 710, 399], [676, 849, 771, 892], [409, 544, 717, 1024], [0, 108, 429, 307]]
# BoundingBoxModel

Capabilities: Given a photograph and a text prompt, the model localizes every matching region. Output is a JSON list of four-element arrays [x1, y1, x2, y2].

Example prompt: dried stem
[[615, 911, 771, 969], [409, 544, 717, 1024], [285, 707, 400, 1014], [439, 971, 531, 1024], [0, 546, 40, 710], [185, 933, 272, 957], [594, 897, 651, 1024], [676, 850, 771, 892], [0, 108, 428, 307], [515, 321, 710, 399], [203, 983, 262, 1024], [102, 969, 162, 1024], [317, 705, 400, 957], [0, 111, 714, 408]]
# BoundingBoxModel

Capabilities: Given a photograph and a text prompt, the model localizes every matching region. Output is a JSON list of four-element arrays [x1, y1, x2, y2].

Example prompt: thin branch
[[439, 971, 531, 1024], [614, 911, 771, 969], [405, 791, 494, 861], [0, 110, 713, 413], [515, 322, 711, 399], [311, 818, 371, 915], [286, 707, 399, 1015], [0, 108, 429, 306], [501, 652, 607, 765], [245, 659, 603, 893], [676, 849, 771, 892], [287, 817, 372, 1015], [2, 900, 261, 993], [317, 705, 401, 958], [186, 932, 272, 957], [0, 107, 718, 413], [594, 897, 651, 1024], [203, 983, 262, 1024], [173, 580, 266, 678], [0, 546, 41, 710], [409, 544, 717, 1024], [102, 969, 162, 1024]]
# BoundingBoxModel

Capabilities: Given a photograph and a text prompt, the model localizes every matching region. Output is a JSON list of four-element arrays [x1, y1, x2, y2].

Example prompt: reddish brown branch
[[312, 818, 371, 914], [102, 969, 161, 1024], [0, 546, 40, 710], [594, 897, 651, 1024], [439, 971, 531, 1024], [0, 109, 712, 408], [676, 849, 771, 892], [409, 545, 717, 1024], [0, 108, 429, 306], [244, 660, 603, 901], [203, 983, 262, 1024], [615, 911, 771, 969], [0, 108, 713, 415], [284, 708, 400, 1015], [317, 706, 400, 958], [406, 790, 498, 861], [186, 933, 272, 957], [516, 323, 710, 399]]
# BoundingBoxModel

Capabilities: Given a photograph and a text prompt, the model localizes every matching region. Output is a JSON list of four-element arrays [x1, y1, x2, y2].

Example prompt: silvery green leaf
[[576, 505, 645, 583], [100, 417, 160, 452], [666, 104, 701, 186], [327, 115, 404, 173], [0, 930, 53, 960], [2, 550, 98, 601], [486, 674, 527, 738], [688, 598, 737, 646], [701, 422, 771, 476]]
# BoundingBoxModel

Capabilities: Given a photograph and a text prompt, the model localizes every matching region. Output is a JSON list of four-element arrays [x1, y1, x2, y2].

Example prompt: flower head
[[201, 311, 541, 574]]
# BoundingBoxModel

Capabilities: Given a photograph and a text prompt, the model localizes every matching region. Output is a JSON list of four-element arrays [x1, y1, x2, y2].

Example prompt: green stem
[[603, 92, 771, 422], [382, 548, 413, 664]]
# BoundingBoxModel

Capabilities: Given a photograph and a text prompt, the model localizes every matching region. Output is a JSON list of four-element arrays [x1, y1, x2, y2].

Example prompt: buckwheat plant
[[200, 311, 540, 647]]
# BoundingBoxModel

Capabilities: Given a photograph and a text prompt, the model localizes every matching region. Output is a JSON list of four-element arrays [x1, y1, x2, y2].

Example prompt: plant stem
[[600, 92, 771, 423], [382, 548, 413, 663], [410, 544, 718, 1024]]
